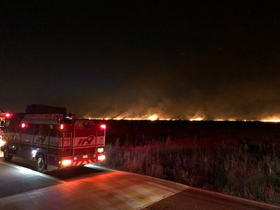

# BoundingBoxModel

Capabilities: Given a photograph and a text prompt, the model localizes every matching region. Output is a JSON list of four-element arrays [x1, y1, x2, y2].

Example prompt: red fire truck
[[1, 104, 106, 172]]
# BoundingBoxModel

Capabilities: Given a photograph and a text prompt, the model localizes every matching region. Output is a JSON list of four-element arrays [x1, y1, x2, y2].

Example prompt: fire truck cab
[[0, 111, 12, 148], [1, 104, 106, 172]]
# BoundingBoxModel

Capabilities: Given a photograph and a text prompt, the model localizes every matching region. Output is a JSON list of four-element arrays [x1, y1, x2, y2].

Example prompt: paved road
[[0, 155, 279, 210]]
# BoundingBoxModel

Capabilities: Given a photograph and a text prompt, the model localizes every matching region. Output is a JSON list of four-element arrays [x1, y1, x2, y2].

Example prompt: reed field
[[99, 120, 280, 205]]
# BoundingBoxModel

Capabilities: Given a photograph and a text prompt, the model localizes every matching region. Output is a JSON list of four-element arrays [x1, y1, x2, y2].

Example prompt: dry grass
[[100, 137, 280, 205]]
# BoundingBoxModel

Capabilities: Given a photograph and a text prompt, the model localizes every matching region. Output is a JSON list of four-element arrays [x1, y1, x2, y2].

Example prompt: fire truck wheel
[[3, 149, 13, 161], [36, 155, 47, 172]]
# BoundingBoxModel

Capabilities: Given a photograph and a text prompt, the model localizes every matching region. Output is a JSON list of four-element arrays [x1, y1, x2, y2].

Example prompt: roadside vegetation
[[100, 136, 280, 205]]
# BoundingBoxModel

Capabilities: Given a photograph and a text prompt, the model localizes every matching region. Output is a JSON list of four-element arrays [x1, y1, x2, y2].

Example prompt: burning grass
[[100, 137, 280, 205]]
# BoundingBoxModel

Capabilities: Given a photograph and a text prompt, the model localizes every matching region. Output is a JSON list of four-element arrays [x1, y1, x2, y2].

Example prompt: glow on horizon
[[148, 114, 158, 121], [260, 118, 280, 123], [189, 117, 204, 121], [86, 114, 280, 122], [259, 115, 280, 123]]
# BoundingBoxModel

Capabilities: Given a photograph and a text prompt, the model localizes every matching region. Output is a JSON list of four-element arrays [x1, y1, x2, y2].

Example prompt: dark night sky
[[1, 1, 280, 120]]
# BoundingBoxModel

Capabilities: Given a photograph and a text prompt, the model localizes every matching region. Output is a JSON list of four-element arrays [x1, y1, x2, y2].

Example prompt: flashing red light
[[60, 124, 64, 130], [21, 123, 26, 128], [100, 124, 106, 129], [5, 113, 11, 118]]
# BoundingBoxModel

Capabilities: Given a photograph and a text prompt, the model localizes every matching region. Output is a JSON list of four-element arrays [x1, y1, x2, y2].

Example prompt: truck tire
[[36, 154, 47, 172], [3, 149, 13, 161]]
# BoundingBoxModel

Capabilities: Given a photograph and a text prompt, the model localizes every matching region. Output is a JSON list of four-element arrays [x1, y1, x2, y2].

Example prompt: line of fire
[[0, 104, 106, 172]]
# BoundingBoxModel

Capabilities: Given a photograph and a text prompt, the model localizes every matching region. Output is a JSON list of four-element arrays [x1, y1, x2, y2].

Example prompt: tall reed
[[101, 138, 280, 205]]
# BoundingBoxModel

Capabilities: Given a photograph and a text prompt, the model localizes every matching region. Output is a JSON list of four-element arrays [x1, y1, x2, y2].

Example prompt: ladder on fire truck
[[61, 131, 74, 156]]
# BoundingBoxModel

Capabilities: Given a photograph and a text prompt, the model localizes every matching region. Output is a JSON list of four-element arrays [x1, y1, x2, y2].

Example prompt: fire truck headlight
[[32, 150, 37, 158], [97, 147, 104, 153], [61, 159, 72, 166], [0, 140, 6, 147], [98, 155, 106, 161]]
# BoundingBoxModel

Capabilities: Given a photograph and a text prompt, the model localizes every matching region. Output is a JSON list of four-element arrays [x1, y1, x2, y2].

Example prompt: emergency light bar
[[5, 113, 11, 118], [0, 112, 12, 118]]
